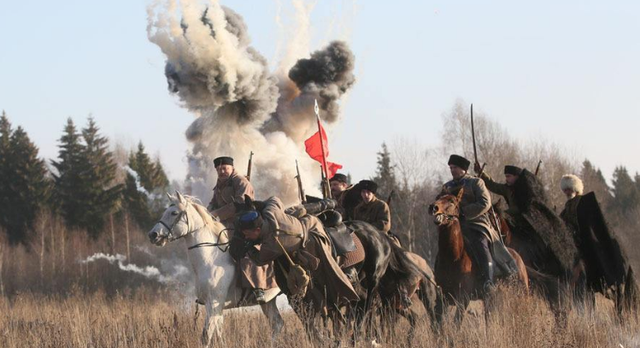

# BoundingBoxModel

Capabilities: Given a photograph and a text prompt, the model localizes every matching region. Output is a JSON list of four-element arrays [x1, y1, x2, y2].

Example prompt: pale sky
[[1, 0, 639, 184]]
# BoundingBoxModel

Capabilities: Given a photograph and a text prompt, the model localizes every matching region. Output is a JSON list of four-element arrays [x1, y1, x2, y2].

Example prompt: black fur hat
[[358, 180, 378, 194], [504, 165, 523, 176], [213, 156, 234, 167], [448, 154, 470, 171], [330, 173, 348, 184]]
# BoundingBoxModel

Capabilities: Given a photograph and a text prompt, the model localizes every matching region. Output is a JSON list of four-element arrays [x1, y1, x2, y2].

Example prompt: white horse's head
[[148, 191, 206, 246]]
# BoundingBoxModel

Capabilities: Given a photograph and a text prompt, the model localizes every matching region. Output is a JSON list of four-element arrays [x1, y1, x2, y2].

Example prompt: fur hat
[[504, 165, 523, 176], [330, 173, 348, 184], [237, 210, 263, 230], [560, 174, 584, 195], [358, 180, 378, 194], [213, 156, 234, 167], [448, 154, 470, 171]]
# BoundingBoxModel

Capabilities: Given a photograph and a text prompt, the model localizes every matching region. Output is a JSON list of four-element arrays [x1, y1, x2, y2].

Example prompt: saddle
[[318, 210, 357, 255]]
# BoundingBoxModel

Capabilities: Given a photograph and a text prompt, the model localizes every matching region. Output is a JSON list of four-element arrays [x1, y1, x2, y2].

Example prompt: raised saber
[[470, 104, 486, 171], [471, 104, 480, 165]]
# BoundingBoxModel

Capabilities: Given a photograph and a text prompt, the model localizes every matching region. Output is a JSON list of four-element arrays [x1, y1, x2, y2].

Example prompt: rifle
[[246, 151, 254, 181], [534, 160, 542, 176], [387, 190, 395, 207], [295, 160, 306, 204]]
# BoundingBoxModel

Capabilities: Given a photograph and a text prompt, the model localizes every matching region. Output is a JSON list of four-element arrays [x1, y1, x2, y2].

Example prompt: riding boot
[[467, 233, 494, 293]]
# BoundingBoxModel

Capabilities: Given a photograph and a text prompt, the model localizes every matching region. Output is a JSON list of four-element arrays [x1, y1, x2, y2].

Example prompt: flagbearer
[[207, 156, 277, 303]]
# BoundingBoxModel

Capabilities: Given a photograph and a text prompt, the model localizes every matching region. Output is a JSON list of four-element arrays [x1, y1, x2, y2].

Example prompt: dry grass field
[[1, 224, 639, 348], [2, 287, 639, 348]]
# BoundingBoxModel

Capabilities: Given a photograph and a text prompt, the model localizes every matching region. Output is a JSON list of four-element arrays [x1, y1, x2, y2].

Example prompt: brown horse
[[430, 189, 529, 325]]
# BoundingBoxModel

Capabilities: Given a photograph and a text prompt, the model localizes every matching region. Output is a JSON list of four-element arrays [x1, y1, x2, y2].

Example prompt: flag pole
[[315, 100, 332, 199]]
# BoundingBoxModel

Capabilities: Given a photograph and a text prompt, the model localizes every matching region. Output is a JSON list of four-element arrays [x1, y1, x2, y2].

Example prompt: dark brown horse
[[430, 189, 529, 325], [496, 205, 636, 317], [374, 249, 441, 343]]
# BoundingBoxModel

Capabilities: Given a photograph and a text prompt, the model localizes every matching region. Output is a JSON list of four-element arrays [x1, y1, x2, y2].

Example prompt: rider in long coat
[[440, 155, 517, 291], [560, 174, 635, 297], [207, 156, 276, 302], [237, 196, 359, 310]]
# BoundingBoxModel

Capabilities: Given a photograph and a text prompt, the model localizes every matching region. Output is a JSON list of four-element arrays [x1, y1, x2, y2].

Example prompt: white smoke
[[79, 252, 189, 284], [147, 0, 355, 205], [124, 165, 149, 195]]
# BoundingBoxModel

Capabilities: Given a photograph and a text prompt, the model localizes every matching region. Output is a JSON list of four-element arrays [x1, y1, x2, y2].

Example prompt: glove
[[474, 162, 482, 174]]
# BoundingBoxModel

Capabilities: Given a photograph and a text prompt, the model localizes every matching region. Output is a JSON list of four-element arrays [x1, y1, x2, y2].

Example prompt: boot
[[481, 261, 495, 294]]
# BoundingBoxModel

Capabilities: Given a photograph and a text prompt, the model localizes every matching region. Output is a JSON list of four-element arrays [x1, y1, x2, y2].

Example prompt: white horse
[[148, 191, 284, 346]]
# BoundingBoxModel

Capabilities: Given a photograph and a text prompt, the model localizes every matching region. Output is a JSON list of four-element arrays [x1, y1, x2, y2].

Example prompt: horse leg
[[396, 306, 418, 345], [419, 277, 443, 333], [259, 300, 284, 341], [453, 297, 470, 328], [202, 300, 224, 347]]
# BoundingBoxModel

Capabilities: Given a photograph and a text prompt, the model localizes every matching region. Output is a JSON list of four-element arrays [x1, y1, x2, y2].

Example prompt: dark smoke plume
[[148, 1, 356, 204]]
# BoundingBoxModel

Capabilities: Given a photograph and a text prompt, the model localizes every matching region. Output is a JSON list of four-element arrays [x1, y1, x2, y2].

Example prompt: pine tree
[[580, 159, 612, 206], [129, 142, 155, 192], [152, 158, 170, 190], [80, 117, 122, 237], [5, 127, 51, 243], [0, 112, 12, 233], [122, 171, 152, 228], [371, 142, 398, 200], [610, 166, 639, 217], [123, 142, 170, 229], [51, 118, 86, 229]]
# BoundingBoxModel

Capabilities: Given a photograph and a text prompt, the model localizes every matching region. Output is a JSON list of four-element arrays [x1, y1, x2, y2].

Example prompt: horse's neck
[[438, 220, 465, 260], [183, 224, 232, 272]]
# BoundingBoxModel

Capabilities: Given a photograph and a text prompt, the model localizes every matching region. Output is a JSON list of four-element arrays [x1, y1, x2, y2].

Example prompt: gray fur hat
[[560, 174, 584, 195]]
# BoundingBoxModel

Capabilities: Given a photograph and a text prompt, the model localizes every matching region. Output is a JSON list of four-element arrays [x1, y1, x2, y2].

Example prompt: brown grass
[[1, 218, 639, 348], [1, 287, 639, 348]]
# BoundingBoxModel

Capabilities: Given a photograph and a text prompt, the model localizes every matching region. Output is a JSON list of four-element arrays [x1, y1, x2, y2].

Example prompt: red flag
[[304, 120, 342, 178]]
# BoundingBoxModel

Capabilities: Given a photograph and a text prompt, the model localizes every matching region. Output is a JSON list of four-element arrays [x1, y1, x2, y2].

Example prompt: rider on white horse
[[206, 156, 277, 304], [148, 192, 283, 347]]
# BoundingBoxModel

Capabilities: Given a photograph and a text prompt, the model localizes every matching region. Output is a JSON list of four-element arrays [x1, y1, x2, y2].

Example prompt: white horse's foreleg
[[202, 301, 224, 347], [260, 300, 284, 341]]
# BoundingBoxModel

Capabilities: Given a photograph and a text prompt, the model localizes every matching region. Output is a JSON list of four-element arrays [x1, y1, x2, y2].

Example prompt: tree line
[[0, 111, 170, 245]]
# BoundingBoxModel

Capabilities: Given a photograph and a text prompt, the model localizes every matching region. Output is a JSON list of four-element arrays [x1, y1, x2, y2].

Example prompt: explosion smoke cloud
[[147, 0, 356, 204]]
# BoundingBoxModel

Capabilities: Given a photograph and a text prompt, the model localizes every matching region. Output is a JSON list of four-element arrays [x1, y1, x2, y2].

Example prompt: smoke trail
[[80, 253, 189, 284], [147, 1, 356, 204]]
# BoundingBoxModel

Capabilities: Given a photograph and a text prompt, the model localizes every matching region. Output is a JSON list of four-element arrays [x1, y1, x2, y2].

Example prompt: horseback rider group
[[207, 150, 633, 310]]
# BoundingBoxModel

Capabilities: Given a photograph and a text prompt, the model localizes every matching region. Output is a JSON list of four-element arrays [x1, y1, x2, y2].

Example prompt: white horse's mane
[[182, 195, 217, 228]]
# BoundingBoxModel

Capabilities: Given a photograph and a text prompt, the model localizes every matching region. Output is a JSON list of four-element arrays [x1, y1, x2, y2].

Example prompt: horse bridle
[[157, 203, 230, 251], [157, 205, 190, 242]]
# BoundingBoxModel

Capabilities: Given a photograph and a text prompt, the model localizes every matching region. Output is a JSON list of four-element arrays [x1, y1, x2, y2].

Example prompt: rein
[[188, 228, 231, 252], [157, 203, 230, 251]]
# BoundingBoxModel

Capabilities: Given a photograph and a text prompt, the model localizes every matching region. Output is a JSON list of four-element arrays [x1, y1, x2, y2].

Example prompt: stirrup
[[253, 288, 266, 304]]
